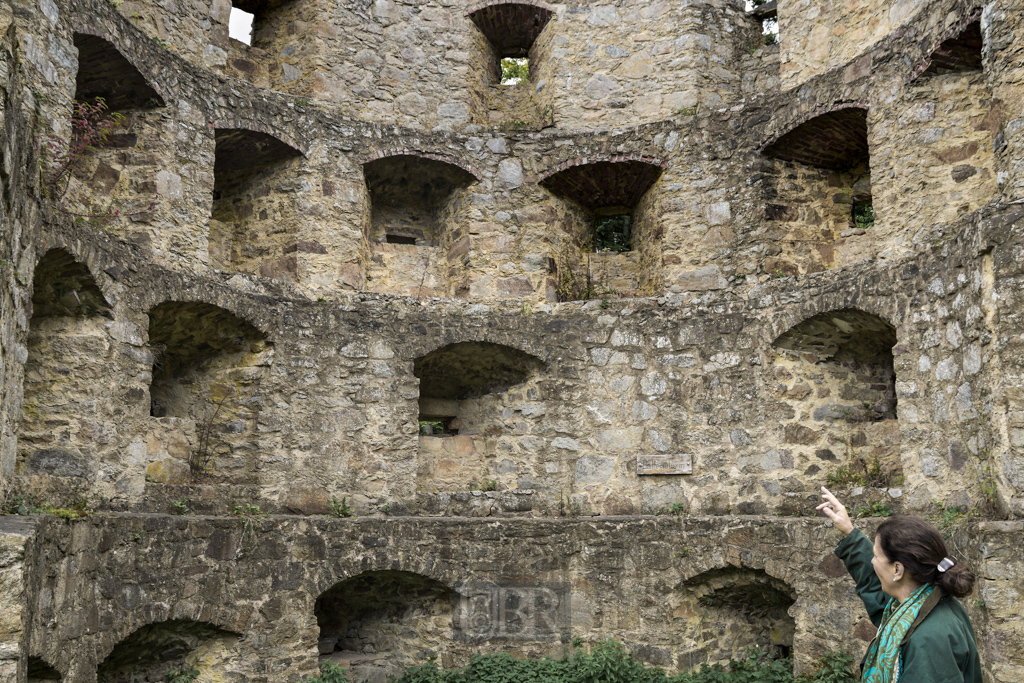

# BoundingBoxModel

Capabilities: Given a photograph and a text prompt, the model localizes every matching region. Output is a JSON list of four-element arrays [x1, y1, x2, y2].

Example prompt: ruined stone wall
[[5, 515, 1020, 683]]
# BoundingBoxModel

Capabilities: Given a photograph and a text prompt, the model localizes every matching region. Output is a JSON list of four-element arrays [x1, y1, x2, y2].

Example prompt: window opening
[[852, 201, 874, 230], [594, 213, 631, 253], [385, 234, 418, 245], [228, 6, 255, 45], [748, 0, 778, 46], [500, 57, 529, 85], [419, 417, 457, 436]]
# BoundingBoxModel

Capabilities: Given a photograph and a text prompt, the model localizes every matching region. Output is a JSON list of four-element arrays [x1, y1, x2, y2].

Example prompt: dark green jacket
[[835, 529, 982, 683]]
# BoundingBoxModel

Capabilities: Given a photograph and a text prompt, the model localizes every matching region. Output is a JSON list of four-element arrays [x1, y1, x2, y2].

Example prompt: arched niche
[[362, 153, 478, 297], [96, 620, 239, 683], [413, 341, 544, 492], [74, 33, 164, 110], [771, 308, 901, 486], [209, 128, 305, 282], [147, 302, 270, 482], [315, 571, 454, 679], [539, 158, 665, 301], [467, 1, 556, 83], [760, 106, 873, 271], [18, 249, 111, 486], [674, 567, 795, 667], [27, 657, 61, 682]]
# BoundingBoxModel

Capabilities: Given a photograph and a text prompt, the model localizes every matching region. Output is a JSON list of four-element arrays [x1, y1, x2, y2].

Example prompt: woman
[[816, 487, 982, 683]]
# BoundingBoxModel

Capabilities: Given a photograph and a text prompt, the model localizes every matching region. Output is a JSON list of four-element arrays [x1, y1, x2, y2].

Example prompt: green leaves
[[391, 642, 857, 683]]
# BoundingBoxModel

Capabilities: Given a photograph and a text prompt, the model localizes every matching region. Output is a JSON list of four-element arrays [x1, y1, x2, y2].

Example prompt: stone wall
[[4, 515, 1021, 683], [3, 0, 1024, 680]]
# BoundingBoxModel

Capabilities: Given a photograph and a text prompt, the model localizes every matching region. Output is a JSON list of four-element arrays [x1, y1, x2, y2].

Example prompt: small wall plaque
[[637, 454, 693, 475]]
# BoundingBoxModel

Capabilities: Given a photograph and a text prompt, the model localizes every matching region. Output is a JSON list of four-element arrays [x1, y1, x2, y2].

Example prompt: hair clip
[[937, 556, 956, 573]]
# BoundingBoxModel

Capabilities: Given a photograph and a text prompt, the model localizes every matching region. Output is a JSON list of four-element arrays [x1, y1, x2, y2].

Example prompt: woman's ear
[[892, 562, 905, 581]]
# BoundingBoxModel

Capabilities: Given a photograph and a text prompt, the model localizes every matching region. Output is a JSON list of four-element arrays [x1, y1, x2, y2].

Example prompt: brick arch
[[363, 147, 482, 181], [466, 0, 557, 16], [208, 118, 308, 159], [909, 8, 984, 80], [70, 26, 170, 108], [537, 154, 667, 184], [758, 100, 870, 169]]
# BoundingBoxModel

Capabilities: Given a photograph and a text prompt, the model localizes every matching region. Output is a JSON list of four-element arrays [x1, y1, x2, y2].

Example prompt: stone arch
[[759, 103, 873, 271], [362, 150, 480, 297], [209, 127, 306, 281], [72, 31, 166, 110], [313, 570, 455, 679], [17, 249, 113, 488], [27, 656, 62, 682], [147, 301, 271, 482], [771, 308, 901, 488], [95, 619, 241, 683], [911, 10, 983, 80], [413, 341, 545, 492], [539, 156, 666, 300], [467, 0, 557, 82], [674, 566, 796, 666]]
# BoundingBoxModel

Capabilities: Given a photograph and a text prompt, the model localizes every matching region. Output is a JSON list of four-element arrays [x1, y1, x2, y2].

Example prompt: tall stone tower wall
[[1, 0, 1024, 681]]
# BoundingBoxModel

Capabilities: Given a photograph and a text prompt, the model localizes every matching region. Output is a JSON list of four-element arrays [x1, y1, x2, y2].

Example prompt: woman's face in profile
[[872, 534, 899, 597]]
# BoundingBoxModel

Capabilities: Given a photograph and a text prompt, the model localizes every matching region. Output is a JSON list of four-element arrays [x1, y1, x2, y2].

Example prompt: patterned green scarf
[[861, 583, 935, 683]]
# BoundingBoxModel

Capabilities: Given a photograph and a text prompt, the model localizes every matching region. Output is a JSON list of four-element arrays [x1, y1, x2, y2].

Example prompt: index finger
[[820, 486, 841, 507]]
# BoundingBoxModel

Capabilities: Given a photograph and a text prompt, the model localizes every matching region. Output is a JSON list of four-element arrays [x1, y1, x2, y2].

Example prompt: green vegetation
[[171, 498, 191, 515], [392, 641, 856, 683], [824, 467, 863, 487], [658, 502, 689, 516], [854, 502, 893, 518], [852, 202, 874, 230], [3, 493, 88, 519], [932, 501, 973, 534], [303, 661, 351, 683], [166, 666, 200, 683], [230, 502, 266, 518], [594, 215, 632, 253], [328, 496, 353, 518], [500, 57, 530, 84], [469, 479, 498, 492]]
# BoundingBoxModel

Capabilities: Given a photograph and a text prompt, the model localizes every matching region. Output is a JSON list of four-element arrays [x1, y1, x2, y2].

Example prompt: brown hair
[[876, 515, 975, 598]]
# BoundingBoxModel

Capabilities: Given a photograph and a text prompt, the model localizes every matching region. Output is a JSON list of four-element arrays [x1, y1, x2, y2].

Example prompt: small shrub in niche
[[166, 666, 200, 683]]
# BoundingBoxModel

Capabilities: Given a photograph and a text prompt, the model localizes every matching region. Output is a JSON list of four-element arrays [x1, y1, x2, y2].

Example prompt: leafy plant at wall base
[[171, 498, 191, 515], [825, 467, 863, 487], [391, 641, 857, 683], [166, 667, 199, 683], [302, 661, 351, 683], [328, 496, 353, 518]]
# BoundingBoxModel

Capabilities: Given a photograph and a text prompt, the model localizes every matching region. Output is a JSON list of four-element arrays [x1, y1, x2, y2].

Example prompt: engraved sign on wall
[[636, 453, 693, 475]]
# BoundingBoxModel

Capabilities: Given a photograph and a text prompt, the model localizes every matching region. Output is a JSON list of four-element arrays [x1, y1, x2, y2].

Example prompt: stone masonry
[[1, 0, 1024, 680]]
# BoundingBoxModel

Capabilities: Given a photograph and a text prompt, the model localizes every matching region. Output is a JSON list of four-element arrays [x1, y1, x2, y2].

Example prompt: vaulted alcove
[[96, 620, 239, 683], [675, 567, 796, 666], [363, 154, 478, 296], [414, 342, 544, 492], [147, 302, 270, 481], [539, 158, 665, 300], [58, 34, 163, 229], [209, 128, 305, 281], [27, 657, 61, 683], [17, 249, 111, 487], [315, 571, 454, 678], [761, 105, 872, 270], [771, 308, 901, 487]]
